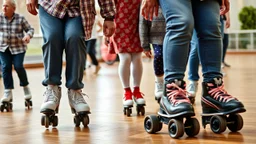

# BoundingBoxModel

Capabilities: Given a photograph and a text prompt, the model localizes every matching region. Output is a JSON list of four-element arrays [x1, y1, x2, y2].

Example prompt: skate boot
[[187, 81, 198, 104], [123, 88, 133, 117], [133, 87, 146, 116], [24, 86, 33, 109], [201, 78, 246, 133], [144, 80, 200, 139], [0, 89, 13, 112], [68, 89, 90, 127], [40, 85, 61, 128], [155, 81, 163, 103]]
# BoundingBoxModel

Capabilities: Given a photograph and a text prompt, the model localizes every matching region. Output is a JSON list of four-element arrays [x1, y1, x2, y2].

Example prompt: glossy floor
[[0, 54, 255, 144]]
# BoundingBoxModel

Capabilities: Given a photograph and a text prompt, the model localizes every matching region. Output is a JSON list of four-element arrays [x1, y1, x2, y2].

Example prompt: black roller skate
[[40, 86, 61, 128], [133, 87, 146, 116], [123, 89, 133, 117], [0, 90, 13, 112], [68, 90, 90, 127], [24, 87, 33, 109], [201, 78, 246, 133], [144, 80, 200, 139]]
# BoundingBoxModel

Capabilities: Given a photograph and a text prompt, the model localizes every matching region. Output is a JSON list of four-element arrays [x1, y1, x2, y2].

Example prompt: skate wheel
[[82, 115, 90, 127], [168, 119, 184, 139], [44, 116, 50, 128], [52, 116, 58, 127], [184, 118, 200, 137], [227, 114, 243, 132], [144, 115, 162, 134], [41, 115, 45, 126], [124, 108, 131, 117], [0, 104, 4, 112], [137, 106, 145, 116], [29, 101, 33, 106], [210, 115, 227, 133], [74, 116, 80, 127]]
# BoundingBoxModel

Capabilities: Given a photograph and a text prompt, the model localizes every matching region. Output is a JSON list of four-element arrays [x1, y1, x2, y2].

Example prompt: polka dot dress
[[111, 0, 143, 53]]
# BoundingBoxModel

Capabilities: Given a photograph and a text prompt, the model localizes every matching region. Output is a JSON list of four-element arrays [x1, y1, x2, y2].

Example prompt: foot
[[155, 81, 163, 101], [201, 78, 245, 114], [40, 85, 61, 113], [24, 86, 32, 100], [94, 65, 101, 74], [223, 62, 231, 68], [123, 90, 133, 107], [160, 80, 194, 116], [68, 89, 90, 113], [1, 89, 13, 102], [187, 81, 198, 98]]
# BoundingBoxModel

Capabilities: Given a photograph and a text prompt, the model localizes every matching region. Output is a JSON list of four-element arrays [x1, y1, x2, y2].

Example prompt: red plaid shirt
[[39, 0, 115, 40]]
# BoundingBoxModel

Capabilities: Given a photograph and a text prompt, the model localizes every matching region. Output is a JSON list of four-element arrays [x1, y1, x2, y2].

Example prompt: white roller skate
[[187, 81, 198, 104], [0, 89, 13, 112], [24, 86, 32, 109], [155, 81, 163, 103], [40, 85, 61, 128], [133, 87, 146, 116], [123, 90, 133, 117], [68, 89, 90, 127]]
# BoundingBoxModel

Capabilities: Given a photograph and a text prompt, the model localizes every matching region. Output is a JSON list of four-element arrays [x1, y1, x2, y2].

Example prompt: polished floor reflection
[[0, 54, 255, 144]]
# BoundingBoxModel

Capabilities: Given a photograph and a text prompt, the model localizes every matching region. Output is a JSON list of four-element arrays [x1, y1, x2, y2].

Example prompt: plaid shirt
[[0, 13, 34, 55], [39, 0, 116, 40]]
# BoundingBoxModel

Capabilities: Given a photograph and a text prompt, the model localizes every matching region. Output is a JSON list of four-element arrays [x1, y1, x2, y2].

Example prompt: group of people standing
[[0, 0, 245, 133]]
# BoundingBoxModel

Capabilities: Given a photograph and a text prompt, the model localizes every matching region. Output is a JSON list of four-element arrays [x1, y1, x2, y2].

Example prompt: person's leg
[[222, 33, 230, 67], [187, 30, 200, 101], [12, 52, 32, 100], [86, 39, 101, 74], [39, 6, 64, 113], [131, 52, 145, 105], [152, 44, 164, 101], [193, 0, 245, 115], [118, 53, 133, 107], [64, 16, 90, 113], [0, 50, 13, 102], [159, 0, 194, 115]]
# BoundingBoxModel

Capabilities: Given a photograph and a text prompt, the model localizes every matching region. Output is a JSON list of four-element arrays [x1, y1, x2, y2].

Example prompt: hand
[[103, 20, 115, 37], [220, 0, 230, 15], [144, 50, 152, 58], [141, 0, 159, 21], [225, 18, 230, 28], [26, 0, 38, 15], [22, 35, 31, 44]]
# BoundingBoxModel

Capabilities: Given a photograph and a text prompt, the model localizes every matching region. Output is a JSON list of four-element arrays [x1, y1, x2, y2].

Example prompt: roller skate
[[123, 88, 133, 117], [144, 80, 200, 139], [0, 89, 13, 112], [155, 81, 163, 103], [133, 87, 146, 116], [201, 78, 246, 133], [40, 85, 61, 128], [68, 89, 90, 127], [187, 81, 198, 104], [24, 87, 32, 109]]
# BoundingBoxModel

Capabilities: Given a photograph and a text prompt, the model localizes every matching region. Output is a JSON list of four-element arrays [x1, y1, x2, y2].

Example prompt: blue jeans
[[188, 16, 224, 81], [159, 0, 222, 83], [39, 6, 86, 90], [0, 49, 29, 89]]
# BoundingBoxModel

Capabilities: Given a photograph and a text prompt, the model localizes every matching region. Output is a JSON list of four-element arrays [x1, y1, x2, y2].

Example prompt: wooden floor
[[0, 54, 256, 144]]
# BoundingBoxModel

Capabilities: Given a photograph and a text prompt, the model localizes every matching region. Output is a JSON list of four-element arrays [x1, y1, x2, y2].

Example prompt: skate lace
[[124, 92, 133, 100], [133, 92, 145, 99], [166, 83, 191, 105], [208, 83, 236, 103], [44, 89, 59, 103], [71, 91, 88, 104]]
